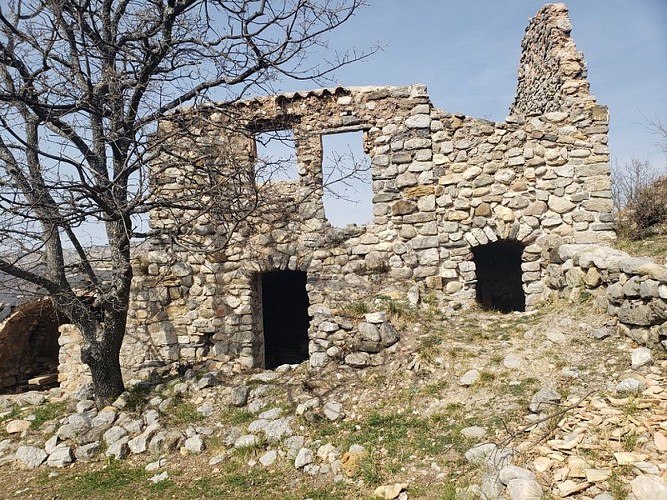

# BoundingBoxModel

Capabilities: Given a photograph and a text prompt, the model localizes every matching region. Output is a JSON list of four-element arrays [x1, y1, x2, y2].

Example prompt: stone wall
[[545, 244, 667, 348], [118, 3, 615, 375], [511, 3, 592, 115], [57, 324, 92, 394]]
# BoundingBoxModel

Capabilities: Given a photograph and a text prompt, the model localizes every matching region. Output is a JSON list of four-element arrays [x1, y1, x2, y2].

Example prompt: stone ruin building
[[1, 3, 665, 394]]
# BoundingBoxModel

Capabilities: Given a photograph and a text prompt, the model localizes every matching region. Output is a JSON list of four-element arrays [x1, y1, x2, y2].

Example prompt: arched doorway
[[472, 240, 526, 313], [0, 300, 65, 392]]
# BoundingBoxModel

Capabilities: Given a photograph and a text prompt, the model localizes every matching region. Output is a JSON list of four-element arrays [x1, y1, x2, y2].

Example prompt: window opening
[[321, 131, 372, 227], [254, 130, 298, 183]]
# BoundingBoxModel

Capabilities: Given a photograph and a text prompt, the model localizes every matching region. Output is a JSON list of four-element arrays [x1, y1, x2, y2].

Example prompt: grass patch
[[614, 234, 667, 260], [375, 295, 417, 326], [440, 482, 458, 500], [357, 452, 384, 485], [232, 436, 266, 460], [0, 405, 20, 439], [608, 470, 630, 500], [39, 459, 147, 499], [334, 409, 472, 481], [216, 460, 284, 496], [421, 380, 449, 396], [419, 333, 444, 363], [621, 431, 638, 452], [502, 377, 539, 399], [166, 395, 203, 425], [124, 384, 153, 412], [478, 371, 496, 385], [31, 401, 68, 429], [620, 396, 642, 417], [578, 290, 595, 304], [306, 418, 356, 441], [219, 406, 254, 426], [341, 301, 370, 318], [0, 404, 20, 423]]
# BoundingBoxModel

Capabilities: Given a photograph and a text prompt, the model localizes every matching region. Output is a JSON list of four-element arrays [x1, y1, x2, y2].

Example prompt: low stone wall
[[57, 324, 91, 394], [544, 244, 667, 348]]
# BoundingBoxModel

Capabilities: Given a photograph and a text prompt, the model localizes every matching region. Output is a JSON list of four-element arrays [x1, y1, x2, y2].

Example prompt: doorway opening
[[472, 240, 525, 313], [261, 270, 311, 369]]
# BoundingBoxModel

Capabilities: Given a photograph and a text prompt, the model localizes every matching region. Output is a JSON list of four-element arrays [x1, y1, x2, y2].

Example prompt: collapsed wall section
[[545, 244, 667, 348], [511, 2, 592, 115]]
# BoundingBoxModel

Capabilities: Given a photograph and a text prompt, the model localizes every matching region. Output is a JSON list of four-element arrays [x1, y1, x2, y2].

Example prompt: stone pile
[[4, 383, 213, 470], [460, 346, 667, 499], [1, 367, 366, 486], [546, 244, 667, 348]]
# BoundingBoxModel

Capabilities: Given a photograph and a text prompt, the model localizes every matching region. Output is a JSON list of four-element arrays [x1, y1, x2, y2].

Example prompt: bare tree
[[0, 0, 371, 405], [612, 157, 667, 239], [611, 158, 659, 211], [644, 116, 667, 157]]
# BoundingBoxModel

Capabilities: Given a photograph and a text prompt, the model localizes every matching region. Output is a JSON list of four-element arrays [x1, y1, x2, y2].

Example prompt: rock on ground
[[459, 369, 480, 387], [529, 388, 561, 413], [47, 445, 74, 468], [506, 478, 542, 500], [294, 448, 313, 469], [631, 475, 667, 498], [15, 446, 47, 469]]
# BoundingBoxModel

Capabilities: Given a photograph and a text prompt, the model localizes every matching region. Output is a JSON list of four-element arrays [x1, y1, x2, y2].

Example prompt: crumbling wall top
[[511, 3, 593, 116]]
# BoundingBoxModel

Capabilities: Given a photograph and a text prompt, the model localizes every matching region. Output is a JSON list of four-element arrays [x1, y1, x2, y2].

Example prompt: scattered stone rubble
[[1, 298, 667, 499], [0, 365, 375, 487]]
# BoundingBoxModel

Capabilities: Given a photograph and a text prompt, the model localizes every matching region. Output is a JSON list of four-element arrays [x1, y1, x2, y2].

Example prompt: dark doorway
[[261, 270, 311, 369], [472, 240, 525, 313]]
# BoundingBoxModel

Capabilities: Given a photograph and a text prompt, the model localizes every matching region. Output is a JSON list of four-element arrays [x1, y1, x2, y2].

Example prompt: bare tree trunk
[[83, 340, 126, 407], [80, 319, 127, 406]]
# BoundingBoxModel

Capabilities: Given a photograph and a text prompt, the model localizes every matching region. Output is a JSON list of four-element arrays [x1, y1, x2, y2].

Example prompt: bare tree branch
[[0, 0, 372, 404]]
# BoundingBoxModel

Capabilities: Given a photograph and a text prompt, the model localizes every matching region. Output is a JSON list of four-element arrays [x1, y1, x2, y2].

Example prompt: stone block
[[345, 352, 370, 367], [405, 114, 431, 129], [358, 322, 381, 342], [391, 200, 417, 216], [618, 302, 656, 326]]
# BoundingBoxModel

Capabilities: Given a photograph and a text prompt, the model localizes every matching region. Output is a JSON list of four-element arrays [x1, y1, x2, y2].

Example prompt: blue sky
[[288, 0, 667, 170]]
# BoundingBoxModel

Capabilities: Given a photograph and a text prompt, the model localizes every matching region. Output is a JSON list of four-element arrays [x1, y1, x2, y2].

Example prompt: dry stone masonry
[[2, 3, 665, 394], [117, 2, 617, 379], [545, 244, 667, 349]]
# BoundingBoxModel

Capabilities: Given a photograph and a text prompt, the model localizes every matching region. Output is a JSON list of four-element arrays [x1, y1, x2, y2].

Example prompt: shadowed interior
[[472, 240, 526, 313], [261, 270, 311, 369], [0, 300, 63, 393]]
